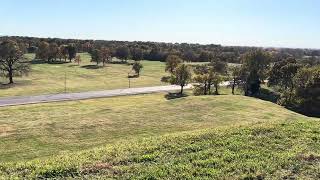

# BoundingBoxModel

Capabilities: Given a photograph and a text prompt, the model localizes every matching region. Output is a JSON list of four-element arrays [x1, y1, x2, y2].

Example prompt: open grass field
[[0, 53, 168, 97], [0, 94, 319, 179]]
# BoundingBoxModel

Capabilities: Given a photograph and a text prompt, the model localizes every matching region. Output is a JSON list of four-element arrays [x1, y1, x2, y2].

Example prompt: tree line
[[2, 36, 320, 64], [35, 41, 77, 62]]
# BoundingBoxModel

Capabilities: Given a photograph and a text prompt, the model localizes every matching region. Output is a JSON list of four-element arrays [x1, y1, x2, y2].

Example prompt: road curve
[[0, 85, 192, 107]]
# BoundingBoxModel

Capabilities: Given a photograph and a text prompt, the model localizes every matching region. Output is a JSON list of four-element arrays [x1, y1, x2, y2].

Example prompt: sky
[[1, 0, 319, 49]]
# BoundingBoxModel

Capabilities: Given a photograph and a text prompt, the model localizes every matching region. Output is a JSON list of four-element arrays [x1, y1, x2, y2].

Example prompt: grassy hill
[[0, 53, 167, 97], [1, 94, 319, 179], [0, 93, 294, 162]]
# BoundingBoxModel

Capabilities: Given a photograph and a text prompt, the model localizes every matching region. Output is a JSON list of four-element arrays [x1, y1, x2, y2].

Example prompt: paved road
[[0, 85, 192, 107]]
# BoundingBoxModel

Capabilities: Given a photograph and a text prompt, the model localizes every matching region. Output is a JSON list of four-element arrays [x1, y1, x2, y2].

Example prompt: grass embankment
[[0, 94, 319, 179], [0, 53, 167, 97], [0, 93, 266, 162], [0, 111, 319, 179]]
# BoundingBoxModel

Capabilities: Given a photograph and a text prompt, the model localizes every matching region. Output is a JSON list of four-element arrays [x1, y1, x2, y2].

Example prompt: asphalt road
[[0, 85, 192, 107]]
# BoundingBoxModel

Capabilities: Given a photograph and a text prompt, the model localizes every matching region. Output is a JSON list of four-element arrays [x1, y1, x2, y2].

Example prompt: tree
[[170, 64, 192, 94], [229, 66, 242, 95], [90, 49, 101, 65], [100, 47, 111, 66], [36, 41, 49, 61], [198, 51, 212, 62], [210, 56, 227, 75], [165, 55, 182, 73], [193, 65, 218, 95], [148, 47, 167, 61], [66, 44, 76, 62], [132, 61, 143, 76], [209, 56, 227, 95], [211, 71, 223, 95], [241, 50, 270, 96], [89, 47, 111, 66], [293, 66, 320, 117], [0, 40, 30, 84], [193, 65, 210, 95], [74, 55, 81, 65], [268, 57, 301, 102], [183, 50, 196, 62], [131, 48, 144, 61], [48, 42, 59, 62], [60, 45, 68, 62], [18, 43, 28, 54], [115, 46, 130, 62]]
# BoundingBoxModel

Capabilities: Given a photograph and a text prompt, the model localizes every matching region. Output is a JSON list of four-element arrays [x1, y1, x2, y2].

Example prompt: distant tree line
[[2, 36, 320, 64]]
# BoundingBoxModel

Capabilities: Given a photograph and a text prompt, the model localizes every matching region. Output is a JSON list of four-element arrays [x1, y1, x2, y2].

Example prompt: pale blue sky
[[1, 0, 319, 48]]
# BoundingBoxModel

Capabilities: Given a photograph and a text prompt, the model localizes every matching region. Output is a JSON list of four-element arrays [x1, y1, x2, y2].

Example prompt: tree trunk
[[244, 83, 249, 96], [204, 83, 207, 95], [180, 85, 184, 95], [8, 69, 14, 84], [215, 84, 219, 95], [208, 83, 211, 95], [232, 78, 236, 95]]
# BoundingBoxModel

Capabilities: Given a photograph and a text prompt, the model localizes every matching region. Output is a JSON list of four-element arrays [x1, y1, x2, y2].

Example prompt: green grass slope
[[0, 94, 300, 162], [0, 95, 319, 179], [0, 115, 319, 179]]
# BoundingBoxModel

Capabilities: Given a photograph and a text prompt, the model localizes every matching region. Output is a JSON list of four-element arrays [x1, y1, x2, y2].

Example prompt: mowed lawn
[[0, 53, 168, 97], [0, 93, 305, 162]]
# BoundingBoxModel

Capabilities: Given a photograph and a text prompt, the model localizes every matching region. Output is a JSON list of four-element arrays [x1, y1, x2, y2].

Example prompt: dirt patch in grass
[[0, 125, 15, 137], [297, 154, 320, 162], [81, 162, 119, 175]]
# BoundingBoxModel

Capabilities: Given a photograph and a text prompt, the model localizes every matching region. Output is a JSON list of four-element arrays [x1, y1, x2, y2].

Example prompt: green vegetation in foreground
[[0, 53, 167, 97], [0, 113, 319, 179]]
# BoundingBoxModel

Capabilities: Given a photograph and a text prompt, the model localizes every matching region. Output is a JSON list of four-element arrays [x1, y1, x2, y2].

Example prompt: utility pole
[[64, 71, 67, 93], [128, 73, 131, 88]]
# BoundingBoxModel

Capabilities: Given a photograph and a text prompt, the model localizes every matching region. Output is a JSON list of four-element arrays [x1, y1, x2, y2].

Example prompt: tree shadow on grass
[[164, 92, 188, 100], [109, 61, 128, 65], [128, 74, 139, 78], [0, 80, 31, 89], [30, 59, 70, 65], [81, 65, 104, 69], [68, 64, 80, 67], [253, 88, 280, 103], [0, 84, 12, 89], [29, 59, 47, 64]]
